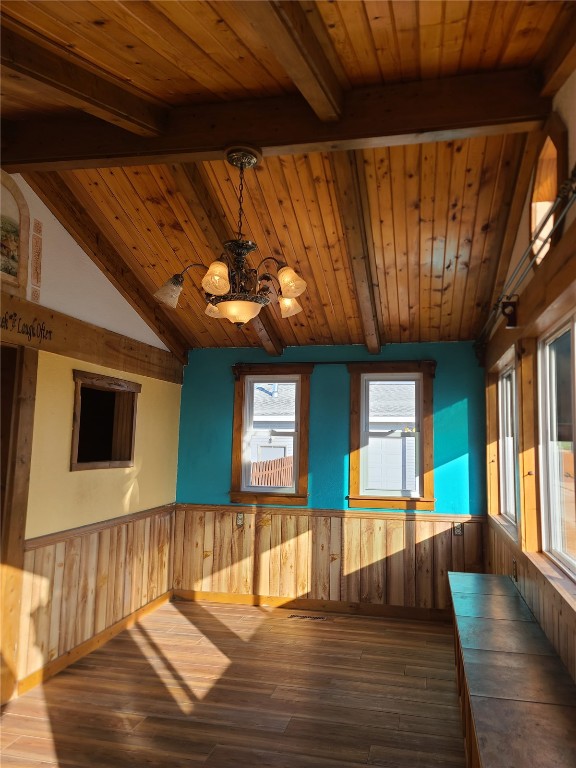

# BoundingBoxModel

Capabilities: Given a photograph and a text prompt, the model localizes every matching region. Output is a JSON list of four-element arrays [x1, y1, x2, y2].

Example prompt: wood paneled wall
[[486, 517, 576, 681], [173, 505, 484, 614], [17, 506, 173, 686]]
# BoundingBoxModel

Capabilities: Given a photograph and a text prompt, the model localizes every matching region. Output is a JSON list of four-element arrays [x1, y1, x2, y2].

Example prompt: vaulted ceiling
[[2, 1, 575, 361]]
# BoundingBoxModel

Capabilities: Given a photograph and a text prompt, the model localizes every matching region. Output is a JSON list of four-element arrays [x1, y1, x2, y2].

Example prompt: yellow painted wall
[[26, 351, 181, 539]]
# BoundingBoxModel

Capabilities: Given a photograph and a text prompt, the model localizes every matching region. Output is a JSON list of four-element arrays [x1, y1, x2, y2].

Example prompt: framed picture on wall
[[1, 170, 29, 298]]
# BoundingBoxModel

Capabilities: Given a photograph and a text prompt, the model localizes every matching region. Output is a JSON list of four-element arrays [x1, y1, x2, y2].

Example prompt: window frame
[[70, 370, 141, 471], [498, 365, 520, 529], [348, 361, 436, 510], [230, 363, 313, 505], [538, 315, 576, 578], [529, 113, 568, 265]]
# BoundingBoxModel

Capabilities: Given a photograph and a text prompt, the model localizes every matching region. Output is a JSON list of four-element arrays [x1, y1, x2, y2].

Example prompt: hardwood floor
[[1, 601, 466, 767]]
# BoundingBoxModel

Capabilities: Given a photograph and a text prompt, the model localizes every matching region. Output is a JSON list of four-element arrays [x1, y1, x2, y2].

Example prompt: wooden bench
[[447, 571, 576, 768]]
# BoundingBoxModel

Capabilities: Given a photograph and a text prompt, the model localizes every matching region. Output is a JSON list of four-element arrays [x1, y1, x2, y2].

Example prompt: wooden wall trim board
[[24, 504, 176, 550], [0, 346, 38, 704], [516, 339, 541, 553], [485, 372, 500, 524], [175, 502, 484, 524], [0, 292, 183, 384], [486, 515, 576, 681], [1, 347, 38, 567]]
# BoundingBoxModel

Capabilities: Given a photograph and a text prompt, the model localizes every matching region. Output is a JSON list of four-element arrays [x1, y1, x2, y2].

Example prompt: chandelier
[[153, 147, 307, 327]]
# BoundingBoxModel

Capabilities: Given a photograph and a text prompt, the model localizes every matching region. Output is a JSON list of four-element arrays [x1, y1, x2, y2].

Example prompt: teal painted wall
[[177, 343, 486, 515]]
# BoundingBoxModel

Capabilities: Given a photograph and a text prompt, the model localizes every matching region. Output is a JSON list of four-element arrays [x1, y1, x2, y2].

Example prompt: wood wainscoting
[[173, 505, 484, 616], [13, 504, 486, 698], [16, 505, 173, 694], [486, 515, 576, 681]]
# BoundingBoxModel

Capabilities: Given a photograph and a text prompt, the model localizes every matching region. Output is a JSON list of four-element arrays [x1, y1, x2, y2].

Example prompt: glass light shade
[[217, 299, 263, 325], [279, 296, 303, 318], [201, 260, 230, 296], [153, 275, 184, 308], [205, 303, 222, 318], [277, 266, 306, 298]]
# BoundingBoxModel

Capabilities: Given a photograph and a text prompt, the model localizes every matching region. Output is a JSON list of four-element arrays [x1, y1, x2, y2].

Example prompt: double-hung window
[[230, 364, 313, 505], [498, 366, 520, 528], [348, 362, 436, 510], [539, 316, 576, 577]]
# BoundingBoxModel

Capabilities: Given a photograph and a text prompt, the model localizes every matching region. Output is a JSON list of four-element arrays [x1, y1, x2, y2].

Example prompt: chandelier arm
[[255, 256, 287, 274], [257, 271, 281, 293], [179, 263, 207, 277]]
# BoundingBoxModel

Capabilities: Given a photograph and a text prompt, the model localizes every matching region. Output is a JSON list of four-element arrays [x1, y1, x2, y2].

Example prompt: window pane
[[252, 382, 296, 428], [368, 381, 416, 426], [499, 371, 519, 525], [362, 378, 420, 496], [366, 433, 417, 492], [530, 137, 557, 264], [246, 381, 296, 489], [546, 330, 575, 566]]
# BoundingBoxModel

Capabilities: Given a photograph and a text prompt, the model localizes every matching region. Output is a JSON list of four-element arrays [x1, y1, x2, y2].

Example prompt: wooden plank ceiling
[[2, 1, 575, 358]]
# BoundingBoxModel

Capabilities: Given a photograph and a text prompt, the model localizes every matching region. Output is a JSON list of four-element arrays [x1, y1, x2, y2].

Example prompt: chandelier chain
[[236, 163, 245, 240]]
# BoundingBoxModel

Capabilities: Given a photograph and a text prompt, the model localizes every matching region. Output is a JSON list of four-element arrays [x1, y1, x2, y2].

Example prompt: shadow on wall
[[171, 508, 484, 612]]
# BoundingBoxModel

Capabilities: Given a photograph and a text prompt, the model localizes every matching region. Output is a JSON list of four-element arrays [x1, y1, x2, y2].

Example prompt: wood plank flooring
[[1, 601, 466, 767]]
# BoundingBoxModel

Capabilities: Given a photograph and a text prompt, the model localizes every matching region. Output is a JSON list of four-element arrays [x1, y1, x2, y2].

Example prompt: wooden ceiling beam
[[2, 69, 550, 172], [1, 26, 167, 137], [330, 151, 381, 354], [171, 163, 231, 251], [235, 0, 343, 121], [171, 163, 284, 356], [22, 172, 190, 363], [245, 315, 284, 357]]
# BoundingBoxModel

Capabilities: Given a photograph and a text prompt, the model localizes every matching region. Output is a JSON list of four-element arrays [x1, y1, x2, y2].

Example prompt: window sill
[[71, 460, 134, 471], [491, 513, 519, 543], [487, 515, 576, 606], [348, 496, 436, 511], [524, 550, 576, 605], [230, 491, 308, 506]]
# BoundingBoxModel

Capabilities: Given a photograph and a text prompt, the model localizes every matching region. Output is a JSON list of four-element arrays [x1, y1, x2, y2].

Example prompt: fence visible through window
[[250, 455, 293, 487]]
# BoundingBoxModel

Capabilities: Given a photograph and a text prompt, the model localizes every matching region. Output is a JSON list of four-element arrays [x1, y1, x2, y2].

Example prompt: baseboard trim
[[16, 591, 172, 698], [171, 590, 451, 622]]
